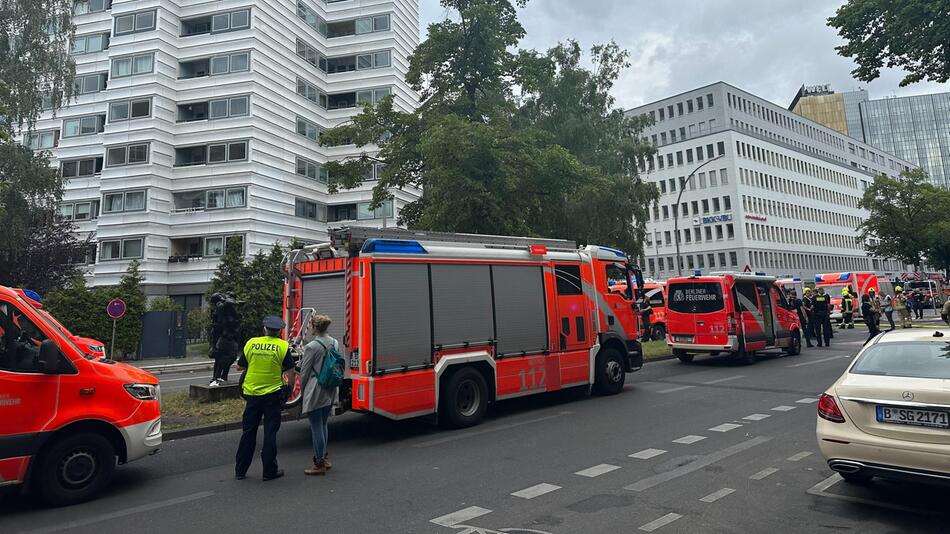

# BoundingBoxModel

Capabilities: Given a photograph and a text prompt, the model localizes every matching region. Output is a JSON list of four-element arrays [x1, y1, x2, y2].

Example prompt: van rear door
[[667, 281, 727, 346], [734, 281, 767, 350]]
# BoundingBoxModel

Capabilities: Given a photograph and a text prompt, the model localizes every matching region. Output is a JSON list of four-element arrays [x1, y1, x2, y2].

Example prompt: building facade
[[27, 0, 420, 307], [628, 82, 916, 281], [790, 85, 950, 188]]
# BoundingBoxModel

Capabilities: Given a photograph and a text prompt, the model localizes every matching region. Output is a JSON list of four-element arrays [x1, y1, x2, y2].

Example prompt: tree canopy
[[828, 0, 950, 87], [207, 239, 286, 344], [321, 0, 657, 256]]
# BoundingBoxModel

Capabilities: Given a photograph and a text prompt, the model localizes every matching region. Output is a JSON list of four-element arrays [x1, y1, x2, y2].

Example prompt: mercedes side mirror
[[38, 339, 64, 374]]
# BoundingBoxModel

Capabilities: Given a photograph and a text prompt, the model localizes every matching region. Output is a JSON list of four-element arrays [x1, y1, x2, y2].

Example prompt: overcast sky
[[418, 0, 950, 110]]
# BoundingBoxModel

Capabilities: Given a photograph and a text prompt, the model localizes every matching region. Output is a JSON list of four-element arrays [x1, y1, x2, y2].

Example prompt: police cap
[[262, 315, 286, 330]]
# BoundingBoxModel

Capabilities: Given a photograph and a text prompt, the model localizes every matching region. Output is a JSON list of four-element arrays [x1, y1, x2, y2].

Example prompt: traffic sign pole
[[106, 298, 127, 359], [110, 319, 117, 360]]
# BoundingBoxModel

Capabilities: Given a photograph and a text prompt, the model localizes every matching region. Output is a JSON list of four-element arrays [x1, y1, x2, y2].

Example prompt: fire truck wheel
[[440, 367, 488, 428], [36, 432, 116, 506], [594, 347, 625, 395], [674, 349, 694, 363], [651, 324, 667, 341]]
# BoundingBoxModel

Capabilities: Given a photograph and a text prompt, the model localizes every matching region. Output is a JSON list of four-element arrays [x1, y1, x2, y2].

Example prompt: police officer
[[812, 287, 832, 347], [801, 288, 815, 348], [235, 315, 296, 481]]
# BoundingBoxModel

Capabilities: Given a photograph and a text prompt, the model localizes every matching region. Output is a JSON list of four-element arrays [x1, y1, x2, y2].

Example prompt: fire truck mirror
[[38, 339, 65, 374]]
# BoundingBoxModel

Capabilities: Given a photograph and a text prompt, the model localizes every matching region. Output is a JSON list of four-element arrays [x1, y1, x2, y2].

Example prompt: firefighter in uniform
[[812, 287, 832, 347], [235, 315, 296, 481], [839, 288, 855, 329]]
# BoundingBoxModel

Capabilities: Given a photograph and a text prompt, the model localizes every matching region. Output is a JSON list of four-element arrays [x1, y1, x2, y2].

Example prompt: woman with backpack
[[300, 314, 341, 476]]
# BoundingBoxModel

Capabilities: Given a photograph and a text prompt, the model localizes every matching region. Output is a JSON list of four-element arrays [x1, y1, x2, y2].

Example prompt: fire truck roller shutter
[[430, 264, 494, 347], [492, 265, 549, 356], [300, 275, 346, 342], [373, 263, 433, 372]]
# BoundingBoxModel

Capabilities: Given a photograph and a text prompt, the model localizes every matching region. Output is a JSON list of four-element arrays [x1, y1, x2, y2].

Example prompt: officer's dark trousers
[[814, 313, 832, 346], [235, 391, 282, 477], [803, 314, 815, 344]]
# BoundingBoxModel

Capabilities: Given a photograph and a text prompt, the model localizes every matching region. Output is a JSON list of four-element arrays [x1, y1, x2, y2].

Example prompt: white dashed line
[[672, 434, 707, 444], [702, 375, 745, 385], [743, 413, 771, 421], [787, 451, 813, 462], [658, 385, 695, 393], [430, 506, 492, 527], [575, 464, 621, 478], [700, 488, 736, 503], [629, 448, 667, 460], [749, 467, 779, 480], [796, 398, 819, 404], [511, 483, 561, 499], [708, 423, 742, 432], [772, 405, 797, 412], [638, 513, 682, 532], [787, 355, 849, 367]]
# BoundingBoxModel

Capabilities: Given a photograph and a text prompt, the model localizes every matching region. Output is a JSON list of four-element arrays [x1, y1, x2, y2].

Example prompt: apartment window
[[716, 141, 725, 156], [659, 181, 667, 194], [664, 231, 672, 244], [103, 190, 146, 213], [702, 199, 710, 214], [297, 1, 328, 35], [357, 200, 393, 220], [687, 100, 694, 113], [175, 141, 248, 166], [729, 251, 737, 266], [718, 252, 727, 266], [709, 170, 718, 186], [111, 53, 154, 78], [297, 78, 326, 107], [357, 14, 390, 34], [72, 73, 107, 96], [74, 0, 111, 15], [59, 200, 100, 221], [179, 52, 249, 78], [62, 114, 105, 138], [25, 130, 59, 150], [296, 40, 328, 71], [356, 87, 393, 105], [679, 127, 686, 139], [71, 32, 109, 55], [106, 143, 149, 166], [296, 117, 322, 141], [719, 168, 728, 185], [173, 188, 246, 212], [676, 152, 683, 165], [686, 149, 694, 164], [658, 108, 665, 121], [61, 157, 103, 178], [696, 146, 704, 161], [348, 50, 392, 71], [696, 97, 704, 111], [109, 97, 151, 122], [296, 157, 329, 184], [715, 225, 724, 240], [723, 196, 732, 211], [295, 198, 328, 222], [677, 102, 684, 115], [115, 10, 156, 36], [712, 198, 720, 212], [181, 9, 250, 36], [99, 238, 143, 261], [661, 206, 669, 219]]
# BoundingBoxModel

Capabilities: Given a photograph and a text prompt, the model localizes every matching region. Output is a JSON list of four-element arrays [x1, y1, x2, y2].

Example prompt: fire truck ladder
[[328, 226, 578, 255]]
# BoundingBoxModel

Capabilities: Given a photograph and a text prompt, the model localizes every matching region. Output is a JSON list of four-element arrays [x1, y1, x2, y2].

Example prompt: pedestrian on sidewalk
[[861, 294, 881, 344], [801, 288, 815, 348], [896, 290, 912, 328], [812, 287, 832, 347], [235, 315, 295, 481], [882, 291, 896, 331], [300, 314, 340, 476]]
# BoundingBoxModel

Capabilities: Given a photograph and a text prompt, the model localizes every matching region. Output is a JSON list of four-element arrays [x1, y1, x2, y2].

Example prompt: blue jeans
[[307, 406, 332, 463]]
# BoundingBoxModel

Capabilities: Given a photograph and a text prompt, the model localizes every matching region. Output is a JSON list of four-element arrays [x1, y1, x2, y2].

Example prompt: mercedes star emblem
[[902, 391, 914, 401]]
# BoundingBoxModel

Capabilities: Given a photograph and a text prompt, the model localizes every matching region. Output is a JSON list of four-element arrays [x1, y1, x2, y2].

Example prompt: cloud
[[418, 0, 950, 109]]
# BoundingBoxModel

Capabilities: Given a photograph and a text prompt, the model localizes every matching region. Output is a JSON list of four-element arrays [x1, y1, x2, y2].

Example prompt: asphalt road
[[156, 370, 216, 393], [3, 321, 949, 533]]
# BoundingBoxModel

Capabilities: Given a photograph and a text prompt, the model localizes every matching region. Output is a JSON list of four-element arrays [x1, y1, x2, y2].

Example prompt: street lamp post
[[673, 154, 726, 277]]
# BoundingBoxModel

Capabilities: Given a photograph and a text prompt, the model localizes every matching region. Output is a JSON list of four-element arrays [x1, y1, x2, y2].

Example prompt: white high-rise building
[[29, 0, 420, 308], [626, 82, 916, 281]]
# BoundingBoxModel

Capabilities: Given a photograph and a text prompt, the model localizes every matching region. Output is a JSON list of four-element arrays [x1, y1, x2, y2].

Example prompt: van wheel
[[36, 433, 116, 506], [651, 324, 667, 341], [594, 347, 626, 395], [440, 367, 488, 429], [674, 349, 694, 363], [785, 332, 802, 356]]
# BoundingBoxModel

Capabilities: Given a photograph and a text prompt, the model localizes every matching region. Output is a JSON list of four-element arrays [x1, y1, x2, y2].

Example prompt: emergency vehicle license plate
[[876, 406, 950, 429], [673, 335, 694, 343]]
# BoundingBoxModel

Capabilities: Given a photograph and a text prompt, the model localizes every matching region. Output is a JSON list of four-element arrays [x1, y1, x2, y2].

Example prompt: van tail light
[[818, 393, 845, 423], [726, 312, 737, 335]]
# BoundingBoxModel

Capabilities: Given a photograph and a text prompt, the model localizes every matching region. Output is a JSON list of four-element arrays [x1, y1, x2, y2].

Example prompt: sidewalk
[[125, 354, 214, 374]]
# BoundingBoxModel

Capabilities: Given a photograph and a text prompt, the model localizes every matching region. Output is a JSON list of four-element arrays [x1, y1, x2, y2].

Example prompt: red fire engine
[[283, 227, 645, 427]]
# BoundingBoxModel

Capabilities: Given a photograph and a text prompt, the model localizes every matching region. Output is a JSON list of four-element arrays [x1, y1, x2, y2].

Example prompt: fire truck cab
[[666, 273, 802, 365], [815, 272, 879, 321], [283, 227, 645, 428], [609, 279, 667, 340]]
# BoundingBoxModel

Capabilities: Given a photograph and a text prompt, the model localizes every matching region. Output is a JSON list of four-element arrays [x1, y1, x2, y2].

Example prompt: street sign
[[743, 265, 752, 273], [107, 298, 126, 319]]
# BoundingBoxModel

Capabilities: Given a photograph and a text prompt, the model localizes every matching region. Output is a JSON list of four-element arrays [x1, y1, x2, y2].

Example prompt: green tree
[[110, 260, 146, 357], [44, 274, 104, 341], [859, 169, 943, 269], [828, 0, 950, 87], [148, 296, 182, 312]]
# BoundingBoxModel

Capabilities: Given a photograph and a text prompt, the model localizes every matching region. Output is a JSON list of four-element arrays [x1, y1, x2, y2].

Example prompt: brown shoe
[[304, 462, 327, 476], [323, 457, 332, 470]]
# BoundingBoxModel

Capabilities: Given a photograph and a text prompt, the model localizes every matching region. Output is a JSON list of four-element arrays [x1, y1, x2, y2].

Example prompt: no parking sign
[[106, 298, 126, 358]]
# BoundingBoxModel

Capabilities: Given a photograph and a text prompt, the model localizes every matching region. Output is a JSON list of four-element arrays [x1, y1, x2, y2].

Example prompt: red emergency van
[[283, 227, 645, 428], [815, 272, 879, 321], [609, 280, 667, 340], [666, 273, 802, 364], [0, 285, 162, 505]]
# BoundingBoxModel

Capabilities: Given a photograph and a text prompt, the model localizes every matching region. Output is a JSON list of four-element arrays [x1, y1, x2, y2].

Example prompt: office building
[[627, 82, 916, 281], [27, 0, 420, 308], [790, 84, 950, 188]]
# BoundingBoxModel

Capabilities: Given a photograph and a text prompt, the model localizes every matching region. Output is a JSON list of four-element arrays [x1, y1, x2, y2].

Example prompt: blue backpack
[[315, 339, 345, 388]]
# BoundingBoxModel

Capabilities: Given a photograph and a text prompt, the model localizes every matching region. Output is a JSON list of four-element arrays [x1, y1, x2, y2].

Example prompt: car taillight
[[726, 312, 737, 335], [818, 393, 845, 423]]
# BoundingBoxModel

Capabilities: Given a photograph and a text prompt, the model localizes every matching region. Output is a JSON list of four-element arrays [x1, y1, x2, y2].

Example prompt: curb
[[164, 412, 300, 441]]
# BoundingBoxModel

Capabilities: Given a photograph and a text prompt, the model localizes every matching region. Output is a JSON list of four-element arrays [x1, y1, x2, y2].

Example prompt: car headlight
[[124, 383, 159, 401]]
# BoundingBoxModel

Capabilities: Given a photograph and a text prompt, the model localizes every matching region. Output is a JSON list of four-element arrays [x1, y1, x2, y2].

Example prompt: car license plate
[[876, 406, 950, 429], [673, 335, 693, 343]]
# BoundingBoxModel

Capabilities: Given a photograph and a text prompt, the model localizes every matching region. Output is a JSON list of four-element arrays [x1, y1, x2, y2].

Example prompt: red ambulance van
[[666, 273, 802, 364], [0, 285, 162, 505]]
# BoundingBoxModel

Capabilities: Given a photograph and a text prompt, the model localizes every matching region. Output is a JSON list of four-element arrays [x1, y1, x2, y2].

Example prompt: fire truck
[[898, 273, 949, 307], [283, 227, 645, 427], [609, 279, 667, 340], [815, 272, 880, 322]]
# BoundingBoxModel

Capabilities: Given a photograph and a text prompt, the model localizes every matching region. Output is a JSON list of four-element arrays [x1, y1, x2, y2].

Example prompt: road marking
[[658, 385, 695, 393], [575, 464, 621, 478], [796, 398, 819, 404], [413, 412, 572, 448], [160, 375, 213, 383], [702, 374, 744, 385], [511, 483, 561, 499], [772, 405, 796, 412], [672, 434, 707, 444], [742, 413, 771, 421], [638, 513, 682, 532], [699, 487, 735, 503], [787, 451, 813, 462], [787, 355, 849, 368], [25, 491, 215, 534], [708, 423, 742, 432], [749, 467, 779, 480], [806, 474, 937, 514], [626, 436, 772, 492], [430, 506, 493, 527], [629, 448, 667, 460]]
